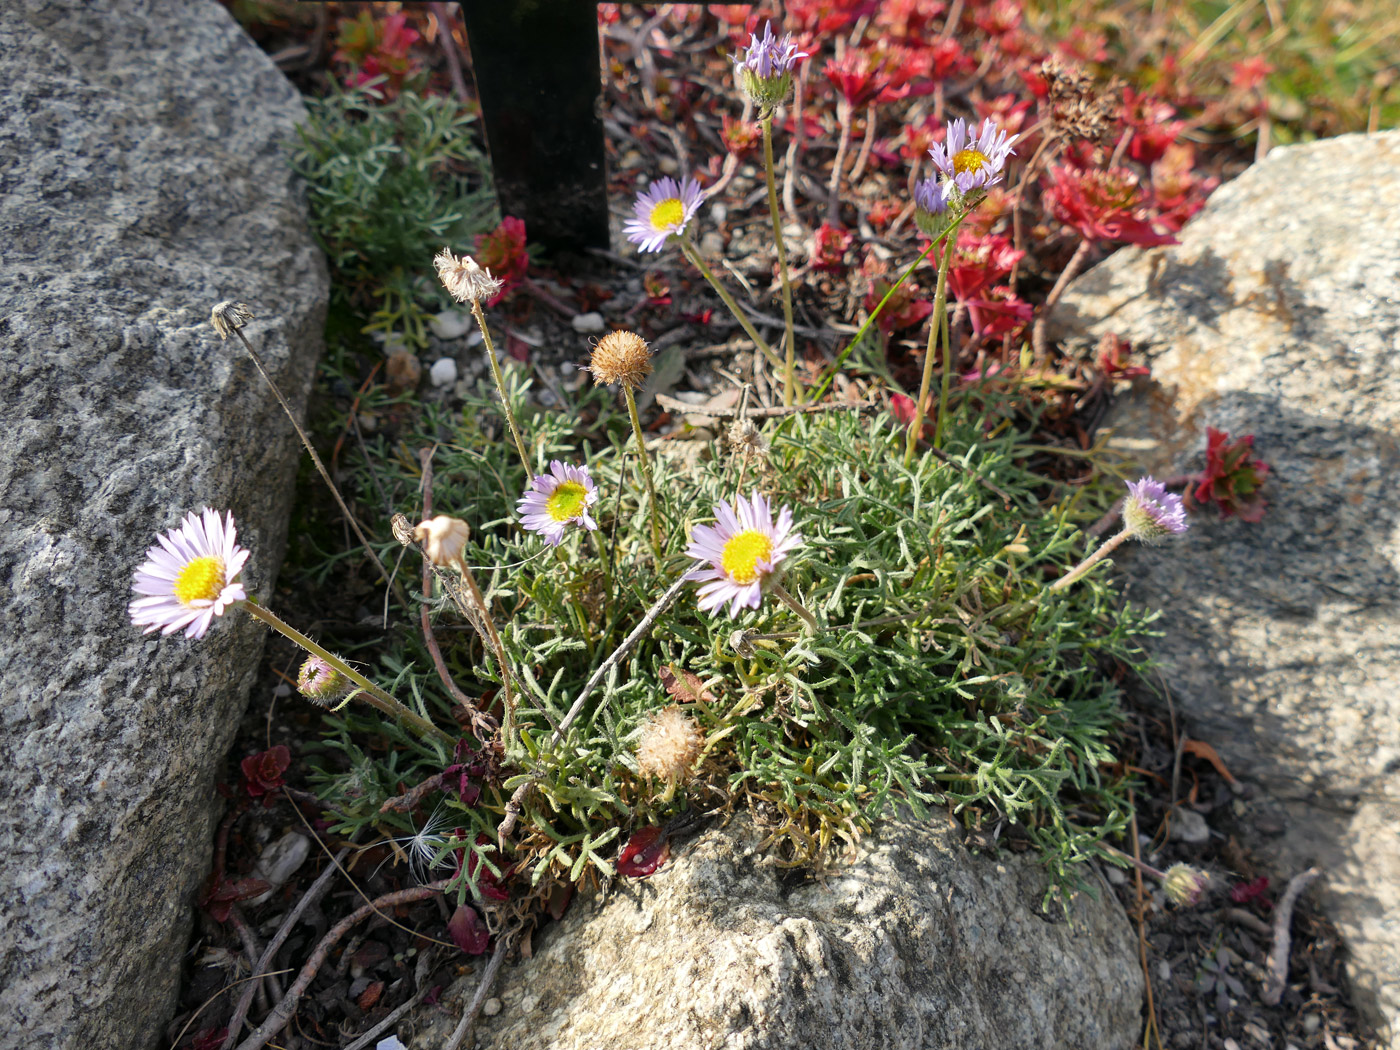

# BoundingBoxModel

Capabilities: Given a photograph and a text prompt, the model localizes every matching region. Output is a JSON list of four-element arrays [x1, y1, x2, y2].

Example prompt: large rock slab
[[415, 817, 1143, 1050], [1051, 130, 1400, 1043], [0, 1, 327, 1046]]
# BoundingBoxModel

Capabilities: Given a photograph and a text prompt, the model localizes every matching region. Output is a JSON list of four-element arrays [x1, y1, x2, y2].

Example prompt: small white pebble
[[699, 231, 725, 256], [1157, 961, 1171, 982], [429, 310, 472, 340], [658, 157, 679, 175], [1302, 1013, 1321, 1034], [273, 683, 292, 698], [482, 997, 502, 1016], [1223, 1040, 1240, 1050], [519, 994, 540, 1014], [710, 203, 728, 224], [466, 329, 484, 348], [1170, 808, 1211, 844], [571, 311, 606, 334], [375, 1038, 407, 1050], [429, 358, 458, 388]]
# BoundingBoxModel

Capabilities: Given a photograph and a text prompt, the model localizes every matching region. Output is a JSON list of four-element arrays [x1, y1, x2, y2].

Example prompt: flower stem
[[1048, 526, 1134, 592], [770, 581, 819, 633], [470, 300, 531, 474], [679, 237, 785, 374], [623, 384, 664, 562], [237, 599, 454, 747], [762, 114, 800, 406], [904, 229, 958, 468]]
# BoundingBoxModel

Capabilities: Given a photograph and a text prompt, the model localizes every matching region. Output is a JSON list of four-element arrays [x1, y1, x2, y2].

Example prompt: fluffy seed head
[[434, 248, 504, 305], [636, 706, 705, 782], [210, 301, 254, 340], [589, 330, 653, 389], [413, 515, 471, 571], [1164, 863, 1210, 906]]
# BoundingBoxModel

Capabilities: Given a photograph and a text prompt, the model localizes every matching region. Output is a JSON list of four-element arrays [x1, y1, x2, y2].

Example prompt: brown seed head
[[1041, 56, 1120, 145], [636, 706, 704, 782], [589, 330, 653, 389]]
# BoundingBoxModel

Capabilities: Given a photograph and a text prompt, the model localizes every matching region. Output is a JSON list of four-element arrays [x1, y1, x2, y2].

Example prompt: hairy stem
[[470, 300, 532, 473], [762, 115, 800, 405], [904, 230, 958, 467], [624, 385, 664, 561]]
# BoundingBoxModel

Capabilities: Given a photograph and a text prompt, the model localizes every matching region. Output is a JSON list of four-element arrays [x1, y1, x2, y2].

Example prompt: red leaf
[[660, 665, 715, 705], [240, 745, 291, 804], [199, 875, 272, 923], [448, 904, 491, 955], [617, 825, 671, 878], [357, 980, 385, 1010]]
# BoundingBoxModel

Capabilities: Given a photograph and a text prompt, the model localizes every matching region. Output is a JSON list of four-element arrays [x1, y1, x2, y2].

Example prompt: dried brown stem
[[1261, 867, 1322, 1006], [443, 932, 513, 1050], [233, 881, 450, 1050], [1031, 238, 1093, 360]]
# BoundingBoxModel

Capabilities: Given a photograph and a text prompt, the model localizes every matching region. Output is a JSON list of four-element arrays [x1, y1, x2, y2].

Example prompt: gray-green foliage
[[308, 368, 1154, 903], [290, 82, 496, 346]]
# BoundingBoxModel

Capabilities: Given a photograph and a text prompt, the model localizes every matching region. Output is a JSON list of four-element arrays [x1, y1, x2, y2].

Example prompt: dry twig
[[1261, 867, 1322, 1006]]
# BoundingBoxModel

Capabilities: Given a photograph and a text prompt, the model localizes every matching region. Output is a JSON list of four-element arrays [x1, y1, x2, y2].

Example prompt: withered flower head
[[434, 248, 504, 306], [1041, 56, 1121, 144], [726, 417, 770, 463], [413, 515, 471, 571], [589, 330, 653, 389], [636, 706, 704, 783], [210, 301, 254, 340]]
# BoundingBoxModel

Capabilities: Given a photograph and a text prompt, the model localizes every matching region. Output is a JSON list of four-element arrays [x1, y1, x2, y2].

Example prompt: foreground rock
[[0, 1, 326, 1046], [415, 817, 1143, 1050], [1052, 130, 1400, 1043]]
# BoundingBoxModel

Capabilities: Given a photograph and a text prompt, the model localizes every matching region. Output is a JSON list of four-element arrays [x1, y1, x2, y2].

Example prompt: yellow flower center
[[952, 148, 990, 175], [546, 481, 589, 522], [173, 555, 225, 606], [721, 530, 773, 585], [649, 197, 685, 231]]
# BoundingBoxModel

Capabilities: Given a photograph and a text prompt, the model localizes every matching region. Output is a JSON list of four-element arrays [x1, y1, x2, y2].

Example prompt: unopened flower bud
[[733, 22, 807, 115], [297, 655, 353, 707], [1123, 476, 1189, 543], [1164, 863, 1210, 906], [913, 176, 953, 238], [413, 515, 471, 572], [589, 330, 652, 390], [636, 706, 704, 783], [434, 248, 504, 306]]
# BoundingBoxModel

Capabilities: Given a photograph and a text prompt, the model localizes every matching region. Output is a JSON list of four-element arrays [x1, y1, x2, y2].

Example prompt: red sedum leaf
[[617, 825, 671, 878]]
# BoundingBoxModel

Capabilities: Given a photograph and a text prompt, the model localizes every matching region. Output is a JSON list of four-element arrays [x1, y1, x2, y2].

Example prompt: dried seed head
[[1164, 863, 1210, 906], [434, 248, 504, 306], [589, 330, 653, 389], [636, 706, 704, 783], [413, 515, 471, 571], [1041, 56, 1120, 144], [211, 301, 254, 340], [726, 417, 770, 463]]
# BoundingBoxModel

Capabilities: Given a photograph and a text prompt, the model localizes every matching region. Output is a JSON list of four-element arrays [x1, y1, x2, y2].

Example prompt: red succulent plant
[[1195, 428, 1269, 522]]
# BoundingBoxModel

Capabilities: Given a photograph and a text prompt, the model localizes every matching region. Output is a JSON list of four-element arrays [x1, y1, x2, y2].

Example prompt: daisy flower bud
[[636, 706, 705, 783], [129, 508, 250, 639], [434, 248, 505, 306], [623, 177, 704, 253], [733, 21, 808, 114], [913, 175, 953, 238], [683, 492, 802, 618], [1122, 476, 1189, 542], [589, 330, 652, 390], [517, 461, 600, 546], [296, 654, 353, 707], [1164, 863, 1210, 906], [413, 515, 472, 571]]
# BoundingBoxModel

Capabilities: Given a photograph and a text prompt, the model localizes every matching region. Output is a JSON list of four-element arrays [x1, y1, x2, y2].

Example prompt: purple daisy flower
[[734, 20, 808, 81], [517, 461, 600, 546], [683, 492, 803, 618], [1123, 476, 1189, 541], [129, 508, 250, 639], [928, 118, 1019, 195], [623, 176, 704, 253]]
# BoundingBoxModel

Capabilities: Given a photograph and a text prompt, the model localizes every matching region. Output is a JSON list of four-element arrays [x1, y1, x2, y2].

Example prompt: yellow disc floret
[[546, 481, 589, 522], [721, 530, 773, 584], [649, 197, 685, 230], [174, 555, 225, 606], [953, 148, 990, 175]]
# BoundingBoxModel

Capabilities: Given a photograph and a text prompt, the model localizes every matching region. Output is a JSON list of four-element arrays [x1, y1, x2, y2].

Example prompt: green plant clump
[[306, 367, 1157, 908], [290, 82, 496, 347]]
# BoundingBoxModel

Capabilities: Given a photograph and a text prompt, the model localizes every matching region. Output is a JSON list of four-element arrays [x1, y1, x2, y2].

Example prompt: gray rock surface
[[1050, 130, 1400, 1044], [414, 817, 1144, 1050], [0, 2, 327, 1047]]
